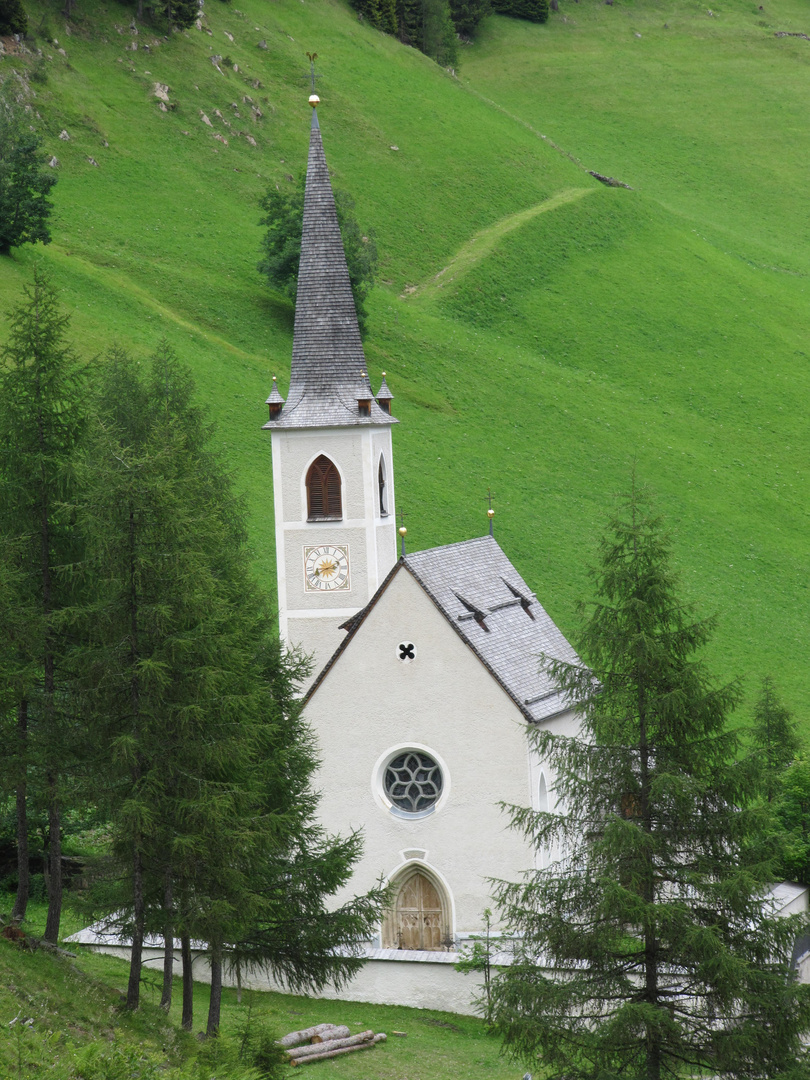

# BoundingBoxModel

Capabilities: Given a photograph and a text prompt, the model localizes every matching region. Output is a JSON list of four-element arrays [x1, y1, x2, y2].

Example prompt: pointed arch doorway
[[383, 866, 452, 951]]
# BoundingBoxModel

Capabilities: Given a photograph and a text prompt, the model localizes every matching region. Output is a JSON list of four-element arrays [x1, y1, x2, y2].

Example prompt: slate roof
[[309, 535, 581, 723], [264, 109, 395, 430]]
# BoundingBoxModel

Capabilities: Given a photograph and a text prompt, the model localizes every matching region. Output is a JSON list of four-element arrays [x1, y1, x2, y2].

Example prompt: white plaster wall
[[305, 567, 537, 935], [270, 425, 398, 680], [82, 946, 484, 1016]]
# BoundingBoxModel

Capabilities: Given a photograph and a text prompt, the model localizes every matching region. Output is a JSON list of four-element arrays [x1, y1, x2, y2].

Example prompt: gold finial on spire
[[309, 94, 320, 108]]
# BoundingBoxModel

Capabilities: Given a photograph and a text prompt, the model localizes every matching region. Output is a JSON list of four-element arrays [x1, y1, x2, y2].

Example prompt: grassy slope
[[1, 912, 516, 1079], [0, 0, 807, 717]]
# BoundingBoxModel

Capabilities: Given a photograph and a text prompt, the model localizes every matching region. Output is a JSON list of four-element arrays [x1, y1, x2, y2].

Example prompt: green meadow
[[0, 0, 808, 719], [1, 908, 515, 1078]]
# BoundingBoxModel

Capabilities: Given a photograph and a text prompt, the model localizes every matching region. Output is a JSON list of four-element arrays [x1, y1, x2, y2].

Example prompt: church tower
[[264, 100, 398, 679]]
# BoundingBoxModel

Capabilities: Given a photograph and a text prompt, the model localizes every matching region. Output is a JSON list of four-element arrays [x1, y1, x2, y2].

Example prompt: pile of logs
[[278, 1023, 387, 1067]]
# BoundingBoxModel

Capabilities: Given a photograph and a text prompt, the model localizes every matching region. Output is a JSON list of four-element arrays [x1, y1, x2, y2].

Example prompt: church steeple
[[264, 105, 395, 430], [263, 98, 399, 684]]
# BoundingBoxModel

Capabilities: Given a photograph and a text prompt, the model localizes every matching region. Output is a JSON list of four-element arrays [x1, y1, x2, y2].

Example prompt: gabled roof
[[308, 535, 580, 723], [264, 109, 395, 430]]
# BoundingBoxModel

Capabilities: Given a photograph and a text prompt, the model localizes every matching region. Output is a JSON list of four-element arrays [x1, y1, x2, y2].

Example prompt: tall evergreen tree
[[0, 98, 58, 257], [422, 0, 458, 66], [752, 675, 801, 803], [0, 270, 85, 938], [491, 486, 810, 1080], [73, 343, 385, 1023], [449, 0, 489, 38]]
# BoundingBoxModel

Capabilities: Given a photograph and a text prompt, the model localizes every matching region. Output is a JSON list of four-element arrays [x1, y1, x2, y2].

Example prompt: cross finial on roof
[[305, 51, 320, 93], [486, 488, 495, 536]]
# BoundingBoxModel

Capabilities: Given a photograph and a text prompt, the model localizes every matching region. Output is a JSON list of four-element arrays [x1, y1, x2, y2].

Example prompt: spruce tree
[[0, 100, 58, 257], [491, 486, 810, 1080], [752, 675, 801, 803], [0, 270, 85, 937]]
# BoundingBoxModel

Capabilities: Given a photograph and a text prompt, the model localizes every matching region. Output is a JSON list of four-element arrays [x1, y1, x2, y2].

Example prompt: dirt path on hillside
[[403, 186, 596, 301]]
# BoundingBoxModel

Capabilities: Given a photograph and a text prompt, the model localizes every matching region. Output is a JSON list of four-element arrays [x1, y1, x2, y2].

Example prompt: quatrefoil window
[[398, 641, 416, 662], [384, 751, 443, 814]]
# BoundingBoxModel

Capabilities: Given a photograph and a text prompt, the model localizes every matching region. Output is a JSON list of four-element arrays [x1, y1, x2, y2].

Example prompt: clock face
[[304, 544, 351, 593]]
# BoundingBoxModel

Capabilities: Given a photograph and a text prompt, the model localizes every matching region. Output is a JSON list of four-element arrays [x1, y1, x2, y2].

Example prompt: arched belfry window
[[382, 865, 452, 952], [306, 455, 342, 521], [378, 454, 388, 517]]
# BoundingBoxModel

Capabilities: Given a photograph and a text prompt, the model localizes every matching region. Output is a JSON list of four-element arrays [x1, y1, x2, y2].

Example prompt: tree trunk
[[126, 840, 145, 1010], [289, 1038, 384, 1066], [11, 700, 29, 922], [43, 773, 62, 943], [181, 933, 193, 1031], [160, 866, 173, 1011], [278, 1024, 351, 1048], [206, 940, 223, 1037], [287, 1031, 375, 1059]]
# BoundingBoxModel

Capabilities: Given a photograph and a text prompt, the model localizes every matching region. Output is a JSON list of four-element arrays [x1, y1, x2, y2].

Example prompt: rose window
[[384, 751, 443, 814]]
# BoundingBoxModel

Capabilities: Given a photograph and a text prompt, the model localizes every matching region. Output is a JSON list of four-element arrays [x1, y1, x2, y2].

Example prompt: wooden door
[[395, 872, 444, 951]]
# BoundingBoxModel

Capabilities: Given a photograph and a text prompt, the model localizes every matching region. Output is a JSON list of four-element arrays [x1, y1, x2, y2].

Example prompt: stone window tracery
[[384, 751, 442, 814]]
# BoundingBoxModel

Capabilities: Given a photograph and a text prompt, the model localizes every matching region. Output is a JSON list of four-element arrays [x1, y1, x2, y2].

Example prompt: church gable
[[309, 535, 579, 724]]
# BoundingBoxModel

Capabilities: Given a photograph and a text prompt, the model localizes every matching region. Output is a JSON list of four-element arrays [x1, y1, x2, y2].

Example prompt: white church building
[[260, 101, 585, 1013], [71, 99, 809, 1017]]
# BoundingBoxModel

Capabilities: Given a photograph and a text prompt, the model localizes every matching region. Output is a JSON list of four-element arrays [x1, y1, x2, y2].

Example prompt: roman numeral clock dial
[[303, 544, 351, 593]]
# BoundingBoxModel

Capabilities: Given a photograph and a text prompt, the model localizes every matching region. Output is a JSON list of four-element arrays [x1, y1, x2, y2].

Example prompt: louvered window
[[307, 455, 342, 521], [378, 455, 388, 517]]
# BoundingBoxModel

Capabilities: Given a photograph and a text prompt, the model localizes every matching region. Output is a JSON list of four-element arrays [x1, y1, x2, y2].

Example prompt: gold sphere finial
[[398, 526, 407, 537], [382, 370, 387, 377], [309, 94, 320, 108], [487, 508, 495, 519], [272, 375, 277, 383]]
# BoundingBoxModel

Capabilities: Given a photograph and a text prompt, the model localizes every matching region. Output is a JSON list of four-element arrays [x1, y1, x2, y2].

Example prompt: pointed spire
[[264, 103, 395, 429]]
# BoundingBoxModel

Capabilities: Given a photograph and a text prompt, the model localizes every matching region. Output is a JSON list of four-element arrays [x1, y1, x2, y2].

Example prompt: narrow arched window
[[538, 772, 548, 814], [306, 455, 342, 521], [378, 454, 388, 517]]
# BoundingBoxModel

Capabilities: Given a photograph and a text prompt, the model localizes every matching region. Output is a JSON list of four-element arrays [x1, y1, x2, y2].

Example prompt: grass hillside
[[0, 910, 515, 1078], [0, 0, 808, 718]]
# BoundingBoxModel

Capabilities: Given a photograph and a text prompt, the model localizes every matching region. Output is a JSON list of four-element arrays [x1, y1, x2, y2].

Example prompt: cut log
[[287, 1030, 374, 1059], [310, 1024, 350, 1043], [278, 1023, 347, 1048], [290, 1034, 386, 1066]]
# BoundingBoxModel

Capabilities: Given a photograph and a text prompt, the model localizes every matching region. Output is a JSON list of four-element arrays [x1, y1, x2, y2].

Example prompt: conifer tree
[[74, 343, 385, 1023], [0, 270, 85, 937], [422, 0, 458, 66], [0, 100, 58, 257], [491, 486, 810, 1080], [752, 675, 801, 803], [0, 0, 28, 36]]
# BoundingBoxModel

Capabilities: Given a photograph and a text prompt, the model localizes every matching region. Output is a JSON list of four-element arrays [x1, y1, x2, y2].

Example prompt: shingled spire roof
[[264, 107, 396, 429]]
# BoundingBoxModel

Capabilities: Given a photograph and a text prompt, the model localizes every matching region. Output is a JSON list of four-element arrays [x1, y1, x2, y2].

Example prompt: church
[[261, 97, 583, 1013], [70, 94, 809, 1017]]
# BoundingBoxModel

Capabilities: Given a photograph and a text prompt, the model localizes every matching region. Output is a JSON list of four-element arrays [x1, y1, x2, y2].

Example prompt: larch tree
[[491, 485, 810, 1080], [73, 343, 385, 1025], [0, 269, 86, 938]]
